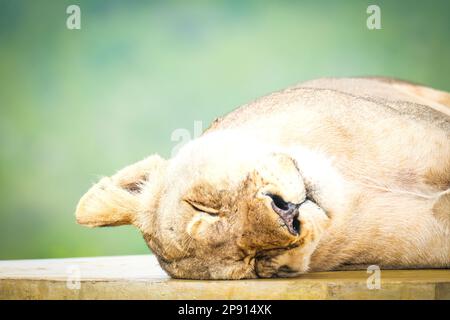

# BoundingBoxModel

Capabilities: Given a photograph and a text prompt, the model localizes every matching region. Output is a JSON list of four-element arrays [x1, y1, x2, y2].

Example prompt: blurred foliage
[[0, 0, 449, 259]]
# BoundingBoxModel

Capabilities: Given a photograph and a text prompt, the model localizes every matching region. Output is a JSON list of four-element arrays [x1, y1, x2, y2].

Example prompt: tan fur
[[76, 77, 450, 279], [433, 189, 450, 230]]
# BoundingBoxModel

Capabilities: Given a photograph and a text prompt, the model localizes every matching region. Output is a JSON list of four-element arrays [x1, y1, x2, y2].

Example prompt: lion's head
[[75, 130, 330, 279]]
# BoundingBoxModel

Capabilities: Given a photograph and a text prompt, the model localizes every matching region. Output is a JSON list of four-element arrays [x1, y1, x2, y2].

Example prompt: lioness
[[76, 77, 450, 279]]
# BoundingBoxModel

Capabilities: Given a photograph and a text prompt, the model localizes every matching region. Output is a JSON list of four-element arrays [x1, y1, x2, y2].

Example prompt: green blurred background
[[0, 0, 449, 259]]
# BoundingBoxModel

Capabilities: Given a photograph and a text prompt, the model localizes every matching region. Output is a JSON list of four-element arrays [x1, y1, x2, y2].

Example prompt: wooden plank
[[0, 255, 449, 299]]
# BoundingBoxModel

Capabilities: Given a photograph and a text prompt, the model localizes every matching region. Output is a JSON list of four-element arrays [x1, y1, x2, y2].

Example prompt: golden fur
[[76, 77, 450, 279]]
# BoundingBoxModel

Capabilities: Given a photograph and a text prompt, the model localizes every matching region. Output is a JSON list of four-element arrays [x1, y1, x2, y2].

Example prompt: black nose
[[265, 193, 300, 236]]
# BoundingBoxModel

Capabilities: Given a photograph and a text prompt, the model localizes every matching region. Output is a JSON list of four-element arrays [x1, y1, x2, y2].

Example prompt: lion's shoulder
[[204, 77, 450, 134]]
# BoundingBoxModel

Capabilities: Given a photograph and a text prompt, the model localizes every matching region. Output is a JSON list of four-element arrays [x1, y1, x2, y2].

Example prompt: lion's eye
[[184, 199, 219, 215]]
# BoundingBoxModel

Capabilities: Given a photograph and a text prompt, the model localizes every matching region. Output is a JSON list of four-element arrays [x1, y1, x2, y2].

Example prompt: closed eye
[[184, 199, 220, 215]]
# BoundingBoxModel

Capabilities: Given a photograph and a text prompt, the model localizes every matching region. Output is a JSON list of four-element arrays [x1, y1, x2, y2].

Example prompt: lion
[[75, 77, 450, 279]]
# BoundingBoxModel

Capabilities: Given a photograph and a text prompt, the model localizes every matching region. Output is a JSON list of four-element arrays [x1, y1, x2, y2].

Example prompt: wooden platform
[[0, 255, 449, 299]]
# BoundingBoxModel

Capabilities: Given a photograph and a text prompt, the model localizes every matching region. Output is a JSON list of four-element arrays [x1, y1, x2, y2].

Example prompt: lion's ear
[[75, 155, 166, 228]]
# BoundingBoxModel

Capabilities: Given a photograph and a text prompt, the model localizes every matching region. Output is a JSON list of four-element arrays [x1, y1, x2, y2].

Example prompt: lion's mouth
[[265, 193, 301, 235]]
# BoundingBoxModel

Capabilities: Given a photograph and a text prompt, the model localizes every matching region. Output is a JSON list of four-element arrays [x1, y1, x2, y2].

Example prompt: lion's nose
[[265, 193, 300, 236]]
